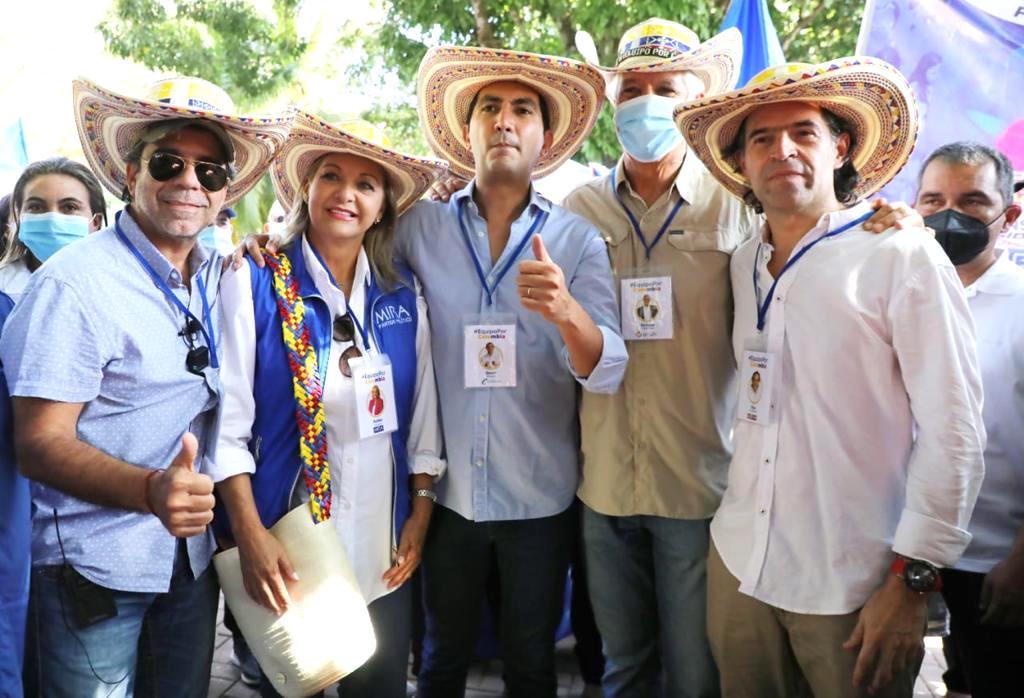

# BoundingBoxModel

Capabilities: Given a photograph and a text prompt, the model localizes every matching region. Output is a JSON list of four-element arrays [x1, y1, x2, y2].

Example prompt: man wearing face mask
[[916, 141, 1024, 697], [0, 77, 292, 696], [198, 205, 237, 255], [565, 19, 923, 697]]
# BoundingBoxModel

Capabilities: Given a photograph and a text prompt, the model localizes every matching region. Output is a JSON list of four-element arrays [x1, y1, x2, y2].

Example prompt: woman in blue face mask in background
[[0, 157, 107, 303], [0, 156, 106, 697]]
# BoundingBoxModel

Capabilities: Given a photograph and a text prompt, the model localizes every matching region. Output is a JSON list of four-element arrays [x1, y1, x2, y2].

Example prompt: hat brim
[[271, 111, 447, 216], [673, 57, 919, 202], [73, 78, 294, 206], [416, 46, 605, 180], [581, 28, 743, 104]]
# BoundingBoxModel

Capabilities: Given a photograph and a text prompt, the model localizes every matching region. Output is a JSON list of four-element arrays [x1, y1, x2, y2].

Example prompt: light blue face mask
[[614, 94, 685, 163], [197, 225, 218, 249], [198, 224, 234, 255], [17, 212, 91, 262]]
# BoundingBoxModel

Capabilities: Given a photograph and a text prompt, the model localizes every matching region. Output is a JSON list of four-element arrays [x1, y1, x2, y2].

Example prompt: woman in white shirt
[[212, 112, 447, 698], [0, 157, 106, 302]]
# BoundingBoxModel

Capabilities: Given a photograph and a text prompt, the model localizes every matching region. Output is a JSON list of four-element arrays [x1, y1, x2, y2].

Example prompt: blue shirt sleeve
[[0, 275, 111, 403]]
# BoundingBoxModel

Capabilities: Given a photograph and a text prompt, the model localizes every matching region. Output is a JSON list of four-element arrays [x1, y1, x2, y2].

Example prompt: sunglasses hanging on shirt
[[333, 313, 364, 378]]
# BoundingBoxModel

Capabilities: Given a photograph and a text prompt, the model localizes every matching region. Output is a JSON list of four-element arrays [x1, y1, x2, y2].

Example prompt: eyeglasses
[[333, 313, 363, 378], [143, 152, 230, 193], [179, 316, 211, 375]]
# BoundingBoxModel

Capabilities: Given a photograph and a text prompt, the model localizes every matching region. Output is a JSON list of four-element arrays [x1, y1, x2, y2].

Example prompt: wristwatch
[[413, 489, 437, 503], [890, 556, 942, 593]]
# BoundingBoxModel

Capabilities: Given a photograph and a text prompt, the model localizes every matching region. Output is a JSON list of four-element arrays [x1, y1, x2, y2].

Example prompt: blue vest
[[217, 239, 419, 545]]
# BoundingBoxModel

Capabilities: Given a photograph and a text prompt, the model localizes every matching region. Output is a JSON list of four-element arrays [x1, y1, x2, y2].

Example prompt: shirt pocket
[[665, 227, 739, 254]]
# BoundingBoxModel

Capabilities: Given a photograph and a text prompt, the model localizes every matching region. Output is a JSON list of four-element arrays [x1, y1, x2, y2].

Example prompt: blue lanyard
[[114, 211, 218, 368], [308, 240, 371, 350], [753, 210, 873, 332], [456, 197, 548, 305], [611, 169, 685, 260]]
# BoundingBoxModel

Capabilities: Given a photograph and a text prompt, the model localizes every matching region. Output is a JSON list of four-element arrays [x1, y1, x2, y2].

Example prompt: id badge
[[738, 336, 776, 426], [464, 314, 516, 388], [621, 274, 672, 340], [348, 354, 398, 439]]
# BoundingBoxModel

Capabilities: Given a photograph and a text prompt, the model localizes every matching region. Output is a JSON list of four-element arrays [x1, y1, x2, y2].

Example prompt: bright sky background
[[0, 0, 387, 175]]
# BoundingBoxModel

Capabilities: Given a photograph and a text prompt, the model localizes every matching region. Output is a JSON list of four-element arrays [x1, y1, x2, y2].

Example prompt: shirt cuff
[[892, 508, 973, 568], [564, 325, 628, 394], [409, 453, 446, 479], [206, 448, 256, 483]]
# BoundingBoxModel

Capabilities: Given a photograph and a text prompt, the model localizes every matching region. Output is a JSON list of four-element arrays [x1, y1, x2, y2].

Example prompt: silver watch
[[413, 488, 437, 502]]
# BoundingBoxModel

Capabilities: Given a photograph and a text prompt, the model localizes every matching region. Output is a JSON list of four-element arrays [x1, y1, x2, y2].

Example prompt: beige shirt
[[564, 153, 760, 519]]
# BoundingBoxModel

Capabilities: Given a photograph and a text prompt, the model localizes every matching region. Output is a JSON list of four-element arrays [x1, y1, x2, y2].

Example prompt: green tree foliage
[[98, 0, 307, 110], [354, 0, 865, 164]]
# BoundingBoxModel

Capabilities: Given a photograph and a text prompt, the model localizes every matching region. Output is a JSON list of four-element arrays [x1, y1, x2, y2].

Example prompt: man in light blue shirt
[[0, 77, 290, 697], [401, 47, 626, 697]]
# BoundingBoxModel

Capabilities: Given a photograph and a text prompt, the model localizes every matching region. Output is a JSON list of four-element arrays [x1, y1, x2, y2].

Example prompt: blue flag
[[0, 118, 29, 192], [719, 0, 786, 87]]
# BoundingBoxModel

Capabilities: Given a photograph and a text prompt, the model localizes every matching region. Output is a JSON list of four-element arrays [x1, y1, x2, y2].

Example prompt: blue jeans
[[26, 541, 218, 698], [582, 506, 719, 698], [258, 581, 412, 698], [418, 505, 573, 698]]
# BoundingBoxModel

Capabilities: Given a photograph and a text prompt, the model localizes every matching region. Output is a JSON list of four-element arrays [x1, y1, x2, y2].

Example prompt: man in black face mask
[[916, 141, 1024, 697]]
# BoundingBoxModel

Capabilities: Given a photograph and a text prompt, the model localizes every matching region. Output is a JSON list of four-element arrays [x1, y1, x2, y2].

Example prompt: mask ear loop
[[984, 207, 1009, 228]]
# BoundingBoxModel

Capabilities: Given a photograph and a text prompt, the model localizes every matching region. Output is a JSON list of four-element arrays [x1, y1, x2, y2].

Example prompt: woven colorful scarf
[[263, 251, 332, 522]]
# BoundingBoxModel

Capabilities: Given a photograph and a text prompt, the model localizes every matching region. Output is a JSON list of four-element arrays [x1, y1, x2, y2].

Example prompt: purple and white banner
[[858, 0, 1024, 264]]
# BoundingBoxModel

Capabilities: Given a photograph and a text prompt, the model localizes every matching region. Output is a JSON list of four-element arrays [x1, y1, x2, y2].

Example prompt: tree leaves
[[98, 0, 307, 110]]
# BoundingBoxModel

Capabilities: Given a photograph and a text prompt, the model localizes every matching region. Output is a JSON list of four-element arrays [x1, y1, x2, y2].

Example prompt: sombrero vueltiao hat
[[575, 19, 742, 104], [73, 76, 294, 206], [416, 46, 605, 180], [271, 110, 447, 215], [673, 57, 919, 201]]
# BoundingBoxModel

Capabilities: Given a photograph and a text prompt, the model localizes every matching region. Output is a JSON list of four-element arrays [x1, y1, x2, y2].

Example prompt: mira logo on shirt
[[375, 303, 413, 329]]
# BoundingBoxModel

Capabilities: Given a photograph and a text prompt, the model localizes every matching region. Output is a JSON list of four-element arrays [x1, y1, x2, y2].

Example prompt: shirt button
[[760, 509, 767, 515], [475, 459, 484, 468], [763, 458, 770, 465], [477, 229, 485, 238], [479, 415, 486, 423]]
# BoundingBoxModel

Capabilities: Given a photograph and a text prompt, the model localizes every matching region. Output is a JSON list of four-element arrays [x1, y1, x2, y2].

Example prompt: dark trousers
[[418, 504, 573, 698], [941, 568, 1024, 698], [259, 581, 412, 698], [569, 500, 605, 687]]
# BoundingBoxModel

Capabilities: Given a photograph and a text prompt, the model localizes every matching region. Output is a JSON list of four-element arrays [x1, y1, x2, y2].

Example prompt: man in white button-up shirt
[[675, 59, 986, 698], [916, 141, 1024, 698]]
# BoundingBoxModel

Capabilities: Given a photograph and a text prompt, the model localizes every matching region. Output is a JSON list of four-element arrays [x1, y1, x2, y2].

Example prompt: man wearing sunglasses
[[0, 77, 291, 697]]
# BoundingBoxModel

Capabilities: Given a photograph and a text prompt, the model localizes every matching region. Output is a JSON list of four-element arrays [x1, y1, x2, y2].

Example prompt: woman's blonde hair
[[279, 154, 401, 291]]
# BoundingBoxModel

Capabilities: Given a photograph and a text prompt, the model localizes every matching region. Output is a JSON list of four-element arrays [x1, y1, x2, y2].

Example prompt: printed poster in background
[[857, 0, 1024, 265]]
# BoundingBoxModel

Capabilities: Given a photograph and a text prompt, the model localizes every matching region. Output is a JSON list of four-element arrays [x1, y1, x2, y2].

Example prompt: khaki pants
[[706, 543, 921, 698]]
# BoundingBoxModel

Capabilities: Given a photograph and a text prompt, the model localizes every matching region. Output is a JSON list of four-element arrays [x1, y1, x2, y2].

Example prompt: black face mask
[[924, 208, 1002, 265]]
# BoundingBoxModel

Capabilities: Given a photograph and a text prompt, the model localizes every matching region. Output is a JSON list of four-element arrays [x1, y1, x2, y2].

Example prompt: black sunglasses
[[333, 314, 363, 378], [179, 317, 210, 375], [144, 151, 230, 193]]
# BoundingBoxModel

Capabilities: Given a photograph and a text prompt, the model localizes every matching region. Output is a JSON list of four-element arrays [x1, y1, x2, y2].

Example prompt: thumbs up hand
[[517, 234, 574, 326], [146, 432, 216, 537]]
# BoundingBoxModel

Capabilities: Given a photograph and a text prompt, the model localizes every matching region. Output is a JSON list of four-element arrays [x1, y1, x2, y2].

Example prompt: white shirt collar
[[300, 234, 371, 316], [758, 201, 874, 248], [967, 253, 1024, 297]]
